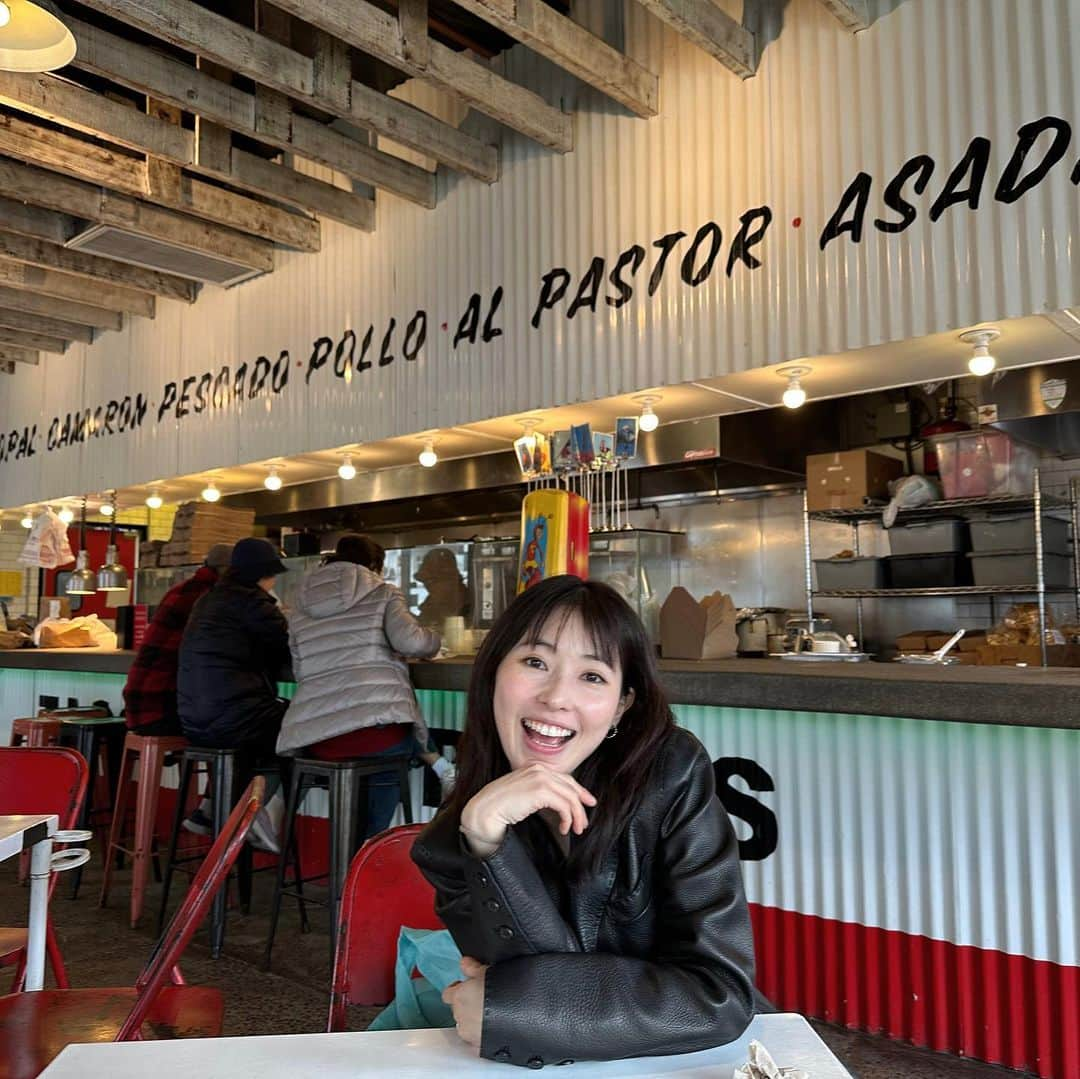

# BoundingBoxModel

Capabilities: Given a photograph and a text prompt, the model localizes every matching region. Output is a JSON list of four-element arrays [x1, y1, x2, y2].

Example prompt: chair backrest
[[114, 775, 265, 1041], [328, 823, 443, 1031], [0, 747, 89, 829]]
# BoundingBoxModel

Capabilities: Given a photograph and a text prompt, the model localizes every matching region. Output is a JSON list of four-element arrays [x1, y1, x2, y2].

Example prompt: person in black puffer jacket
[[178, 537, 291, 758]]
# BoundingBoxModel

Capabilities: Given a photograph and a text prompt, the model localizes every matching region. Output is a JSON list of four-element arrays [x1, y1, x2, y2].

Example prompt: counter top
[[4, 648, 1078, 729]]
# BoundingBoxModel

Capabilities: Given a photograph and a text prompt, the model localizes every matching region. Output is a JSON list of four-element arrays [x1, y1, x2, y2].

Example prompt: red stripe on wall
[[750, 904, 1080, 1079]]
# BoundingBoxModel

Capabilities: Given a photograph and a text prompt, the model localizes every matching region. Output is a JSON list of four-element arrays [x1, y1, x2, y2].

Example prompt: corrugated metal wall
[[5, 0, 1080, 506]]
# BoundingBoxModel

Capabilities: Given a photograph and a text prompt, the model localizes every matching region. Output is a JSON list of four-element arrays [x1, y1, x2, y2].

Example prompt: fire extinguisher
[[920, 401, 970, 475]]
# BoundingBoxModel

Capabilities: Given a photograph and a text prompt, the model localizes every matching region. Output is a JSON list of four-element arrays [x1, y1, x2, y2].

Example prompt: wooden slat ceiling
[[0, 0, 872, 373]]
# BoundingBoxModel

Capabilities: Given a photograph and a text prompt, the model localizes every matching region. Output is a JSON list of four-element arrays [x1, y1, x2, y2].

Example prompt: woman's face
[[493, 611, 633, 774]]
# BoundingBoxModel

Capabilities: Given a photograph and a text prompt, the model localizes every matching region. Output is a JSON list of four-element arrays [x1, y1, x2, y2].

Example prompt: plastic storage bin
[[814, 557, 888, 590], [886, 553, 972, 588], [967, 550, 1073, 589], [968, 515, 1070, 556], [887, 519, 968, 556], [931, 429, 1040, 499]]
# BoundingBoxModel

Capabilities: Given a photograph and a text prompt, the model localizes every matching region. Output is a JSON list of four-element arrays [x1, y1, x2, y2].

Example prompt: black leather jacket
[[412, 727, 756, 1068]]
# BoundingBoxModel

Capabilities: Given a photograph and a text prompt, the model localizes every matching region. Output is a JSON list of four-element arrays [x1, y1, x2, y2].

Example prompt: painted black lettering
[[47, 418, 58, 451], [874, 154, 935, 233], [306, 336, 332, 384], [104, 400, 118, 434], [606, 245, 645, 308], [820, 171, 872, 249], [118, 396, 133, 430], [567, 257, 605, 318], [334, 331, 356, 377], [403, 310, 427, 360], [712, 757, 778, 862], [482, 287, 504, 342], [193, 374, 212, 414], [133, 393, 148, 427], [453, 294, 481, 347], [680, 222, 723, 286], [726, 206, 773, 275], [929, 136, 991, 222], [997, 115, 1071, 203], [233, 362, 247, 399], [212, 367, 230, 409], [357, 327, 374, 372], [271, 350, 290, 393], [176, 377, 196, 418], [648, 231, 686, 296], [157, 382, 177, 423], [531, 268, 572, 328], [249, 355, 271, 397], [378, 319, 396, 367]]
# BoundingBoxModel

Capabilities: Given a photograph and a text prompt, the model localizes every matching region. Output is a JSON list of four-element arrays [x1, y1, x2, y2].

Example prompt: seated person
[[412, 575, 756, 1066], [277, 534, 450, 836]]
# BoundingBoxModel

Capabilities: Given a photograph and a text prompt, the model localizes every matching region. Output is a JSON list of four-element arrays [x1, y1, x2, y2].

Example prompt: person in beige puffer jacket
[[278, 534, 452, 835]]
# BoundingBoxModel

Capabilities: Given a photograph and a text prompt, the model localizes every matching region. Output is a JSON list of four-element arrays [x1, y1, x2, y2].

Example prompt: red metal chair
[[327, 822, 443, 1032], [0, 747, 89, 991], [0, 776, 265, 1079]]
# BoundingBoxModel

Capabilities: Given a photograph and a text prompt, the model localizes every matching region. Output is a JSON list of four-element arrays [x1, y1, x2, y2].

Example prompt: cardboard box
[[957, 631, 986, 653], [660, 587, 738, 660], [976, 643, 1080, 667], [806, 450, 904, 512], [895, 629, 948, 653], [38, 596, 71, 623]]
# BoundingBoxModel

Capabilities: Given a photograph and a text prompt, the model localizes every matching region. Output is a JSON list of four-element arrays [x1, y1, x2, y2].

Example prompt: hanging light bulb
[[0, 0, 77, 72], [57, 505, 74, 525], [338, 455, 357, 480], [633, 395, 661, 433], [778, 366, 811, 409], [418, 438, 438, 468], [145, 488, 163, 510], [960, 327, 1000, 377], [99, 500, 115, 517], [20, 508, 33, 529], [264, 465, 283, 491], [201, 480, 221, 502], [66, 498, 97, 595]]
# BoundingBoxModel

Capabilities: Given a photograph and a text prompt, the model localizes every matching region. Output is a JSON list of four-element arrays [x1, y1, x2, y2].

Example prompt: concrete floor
[[1, 857, 1034, 1078]]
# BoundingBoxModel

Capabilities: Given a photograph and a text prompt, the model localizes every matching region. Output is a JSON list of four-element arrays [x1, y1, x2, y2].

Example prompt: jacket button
[[493, 1049, 511, 1062], [484, 899, 501, 912], [527, 1057, 544, 1069], [496, 925, 514, 940], [476, 872, 490, 886]]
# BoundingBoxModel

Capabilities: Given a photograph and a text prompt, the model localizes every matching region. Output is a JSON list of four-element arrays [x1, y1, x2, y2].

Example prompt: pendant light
[[96, 490, 128, 593], [201, 480, 221, 502], [337, 454, 357, 480], [20, 508, 33, 529], [960, 327, 1000, 377], [777, 366, 811, 409], [66, 497, 96, 596], [264, 465, 283, 491], [145, 487, 163, 510], [57, 505, 73, 525], [633, 395, 661, 432], [0, 1, 77, 72], [418, 437, 438, 468]]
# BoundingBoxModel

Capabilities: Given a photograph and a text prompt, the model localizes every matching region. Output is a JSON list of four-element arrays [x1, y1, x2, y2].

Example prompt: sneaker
[[247, 806, 281, 854], [182, 807, 213, 836], [439, 764, 456, 799]]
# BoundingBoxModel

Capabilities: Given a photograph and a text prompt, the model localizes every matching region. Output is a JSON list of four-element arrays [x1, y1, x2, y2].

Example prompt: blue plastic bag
[[368, 927, 464, 1031]]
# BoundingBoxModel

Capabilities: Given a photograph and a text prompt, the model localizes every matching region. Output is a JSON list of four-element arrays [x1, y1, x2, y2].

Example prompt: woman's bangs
[[519, 590, 622, 673]]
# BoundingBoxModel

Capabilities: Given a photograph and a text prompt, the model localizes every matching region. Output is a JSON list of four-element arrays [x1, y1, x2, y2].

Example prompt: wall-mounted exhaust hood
[[981, 359, 1080, 457]]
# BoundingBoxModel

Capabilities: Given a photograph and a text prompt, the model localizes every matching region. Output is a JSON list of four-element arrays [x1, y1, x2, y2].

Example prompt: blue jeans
[[363, 731, 416, 838]]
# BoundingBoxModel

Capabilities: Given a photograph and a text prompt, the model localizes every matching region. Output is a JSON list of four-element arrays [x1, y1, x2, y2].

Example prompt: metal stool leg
[[328, 768, 361, 966], [208, 756, 233, 959], [264, 767, 304, 970], [156, 756, 195, 937], [99, 740, 136, 908], [396, 759, 414, 825]]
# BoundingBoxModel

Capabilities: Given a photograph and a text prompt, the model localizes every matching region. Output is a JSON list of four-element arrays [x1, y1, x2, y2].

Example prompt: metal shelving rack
[[801, 471, 1080, 667]]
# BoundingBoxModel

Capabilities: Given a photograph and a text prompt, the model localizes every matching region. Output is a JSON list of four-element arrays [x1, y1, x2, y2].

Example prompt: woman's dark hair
[[324, 533, 384, 573], [443, 575, 675, 878]]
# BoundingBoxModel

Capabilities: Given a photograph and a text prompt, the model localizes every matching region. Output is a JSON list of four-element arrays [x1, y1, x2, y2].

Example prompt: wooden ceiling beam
[[0, 196, 77, 246], [634, 0, 757, 77], [0, 283, 122, 331], [271, 0, 572, 150], [0, 305, 94, 345], [450, 0, 657, 117], [0, 346, 37, 366], [817, 0, 871, 31], [0, 154, 274, 274], [0, 324, 68, 354], [0, 92, 318, 251], [69, 6, 497, 184], [0, 228, 197, 304], [0, 255, 155, 318]]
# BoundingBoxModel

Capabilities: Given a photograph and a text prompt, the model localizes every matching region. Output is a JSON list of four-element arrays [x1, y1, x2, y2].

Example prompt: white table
[[0, 813, 57, 992], [40, 1013, 852, 1077]]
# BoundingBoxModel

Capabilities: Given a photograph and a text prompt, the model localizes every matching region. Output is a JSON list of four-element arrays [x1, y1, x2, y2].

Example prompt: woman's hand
[[443, 956, 488, 1048], [459, 762, 597, 856]]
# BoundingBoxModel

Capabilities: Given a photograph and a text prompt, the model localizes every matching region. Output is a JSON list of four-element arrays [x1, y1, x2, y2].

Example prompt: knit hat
[[229, 537, 287, 582]]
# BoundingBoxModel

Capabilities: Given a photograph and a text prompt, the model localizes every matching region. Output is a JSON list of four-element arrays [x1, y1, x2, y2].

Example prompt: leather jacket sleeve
[[413, 732, 756, 1067]]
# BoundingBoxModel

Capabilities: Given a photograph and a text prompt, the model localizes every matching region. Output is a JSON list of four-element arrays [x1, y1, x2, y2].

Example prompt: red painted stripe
[[750, 904, 1080, 1078]]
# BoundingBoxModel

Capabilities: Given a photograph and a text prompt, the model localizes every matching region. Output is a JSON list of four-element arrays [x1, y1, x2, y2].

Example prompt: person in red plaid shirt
[[123, 544, 234, 737]]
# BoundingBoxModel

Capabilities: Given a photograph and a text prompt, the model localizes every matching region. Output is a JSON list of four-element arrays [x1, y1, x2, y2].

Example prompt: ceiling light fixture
[[633, 394, 661, 433], [96, 491, 128, 593], [418, 438, 438, 468], [264, 465, 283, 491], [338, 455, 357, 480], [201, 480, 221, 503], [99, 500, 114, 517], [145, 487, 163, 510], [959, 327, 1000, 377], [20, 508, 33, 529], [57, 505, 74, 525], [66, 498, 96, 596], [778, 366, 811, 409], [0, 0, 77, 72]]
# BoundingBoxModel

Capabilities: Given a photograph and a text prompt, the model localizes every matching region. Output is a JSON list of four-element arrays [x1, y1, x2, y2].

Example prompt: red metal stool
[[9, 717, 63, 748], [99, 732, 188, 928]]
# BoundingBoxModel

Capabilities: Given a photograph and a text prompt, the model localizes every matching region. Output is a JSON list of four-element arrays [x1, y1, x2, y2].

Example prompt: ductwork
[[980, 359, 1080, 457]]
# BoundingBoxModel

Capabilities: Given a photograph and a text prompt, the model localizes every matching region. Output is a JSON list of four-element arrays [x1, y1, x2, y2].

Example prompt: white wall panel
[[4, 0, 1080, 505]]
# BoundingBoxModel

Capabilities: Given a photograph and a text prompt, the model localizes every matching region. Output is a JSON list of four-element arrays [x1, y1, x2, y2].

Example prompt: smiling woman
[[412, 576, 759, 1069]]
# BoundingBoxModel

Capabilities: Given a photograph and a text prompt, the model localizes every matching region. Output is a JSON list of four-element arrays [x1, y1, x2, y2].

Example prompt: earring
[[605, 725, 619, 740]]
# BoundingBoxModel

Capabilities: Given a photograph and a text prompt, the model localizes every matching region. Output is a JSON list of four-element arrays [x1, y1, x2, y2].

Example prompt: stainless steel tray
[[770, 652, 873, 663]]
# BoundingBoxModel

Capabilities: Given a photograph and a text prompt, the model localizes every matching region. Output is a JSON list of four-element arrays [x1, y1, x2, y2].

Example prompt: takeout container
[[660, 587, 738, 660]]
